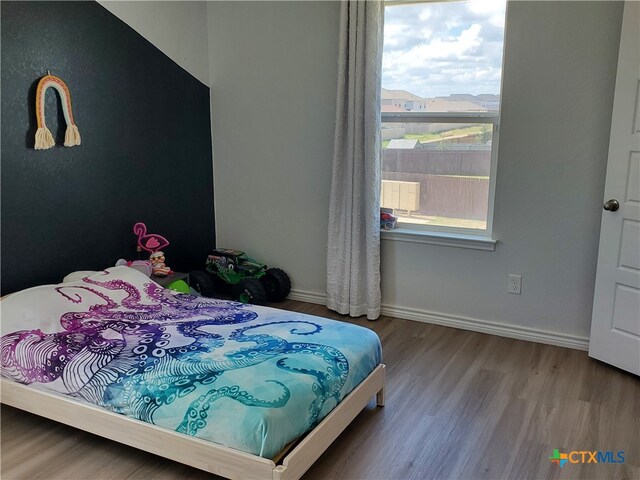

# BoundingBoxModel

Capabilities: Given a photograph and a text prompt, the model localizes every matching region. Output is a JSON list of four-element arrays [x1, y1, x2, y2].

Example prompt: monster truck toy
[[189, 248, 291, 304]]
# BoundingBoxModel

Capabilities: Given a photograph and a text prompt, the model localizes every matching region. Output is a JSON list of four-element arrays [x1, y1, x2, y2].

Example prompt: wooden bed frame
[[1, 364, 385, 480]]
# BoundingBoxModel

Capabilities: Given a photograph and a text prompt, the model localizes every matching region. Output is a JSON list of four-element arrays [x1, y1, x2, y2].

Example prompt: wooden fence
[[382, 172, 489, 220], [383, 149, 490, 176]]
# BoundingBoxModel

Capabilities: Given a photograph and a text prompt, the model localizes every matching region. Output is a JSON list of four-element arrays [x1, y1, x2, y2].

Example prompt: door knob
[[603, 199, 620, 212]]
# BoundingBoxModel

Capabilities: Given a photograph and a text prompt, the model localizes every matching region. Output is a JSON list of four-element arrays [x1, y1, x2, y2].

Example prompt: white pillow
[[62, 270, 98, 283]]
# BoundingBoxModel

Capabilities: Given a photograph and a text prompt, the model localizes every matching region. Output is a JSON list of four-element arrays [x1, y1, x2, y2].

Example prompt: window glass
[[381, 0, 507, 233], [383, 0, 506, 107], [382, 122, 493, 230]]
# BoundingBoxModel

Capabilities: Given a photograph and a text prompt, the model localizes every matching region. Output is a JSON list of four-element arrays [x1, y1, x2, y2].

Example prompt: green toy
[[190, 248, 291, 305], [166, 279, 190, 294]]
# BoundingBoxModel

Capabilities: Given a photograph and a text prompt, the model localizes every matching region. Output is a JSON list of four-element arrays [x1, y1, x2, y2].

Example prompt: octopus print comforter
[[0, 267, 382, 458]]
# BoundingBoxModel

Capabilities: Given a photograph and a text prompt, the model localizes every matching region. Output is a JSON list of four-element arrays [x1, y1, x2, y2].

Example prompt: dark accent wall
[[1, 1, 215, 295]]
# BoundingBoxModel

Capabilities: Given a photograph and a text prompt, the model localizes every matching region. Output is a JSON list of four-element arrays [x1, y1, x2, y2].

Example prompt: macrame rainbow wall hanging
[[34, 73, 81, 150]]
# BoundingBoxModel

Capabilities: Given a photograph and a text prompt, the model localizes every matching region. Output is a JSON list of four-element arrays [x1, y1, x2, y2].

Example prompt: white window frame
[[381, 0, 505, 250]]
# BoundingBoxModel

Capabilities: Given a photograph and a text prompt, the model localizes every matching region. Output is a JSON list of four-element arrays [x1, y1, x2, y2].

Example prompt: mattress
[[0, 267, 382, 459]]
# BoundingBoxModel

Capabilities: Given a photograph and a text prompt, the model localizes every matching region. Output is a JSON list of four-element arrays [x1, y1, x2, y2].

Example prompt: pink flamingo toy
[[134, 222, 170, 253], [133, 222, 172, 276]]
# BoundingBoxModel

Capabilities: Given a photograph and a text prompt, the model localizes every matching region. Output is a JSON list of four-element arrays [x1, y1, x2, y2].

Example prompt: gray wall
[[208, 1, 340, 293], [208, 1, 624, 340]]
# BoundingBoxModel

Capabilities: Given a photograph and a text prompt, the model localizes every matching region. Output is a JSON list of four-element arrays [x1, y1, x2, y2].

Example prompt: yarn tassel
[[34, 127, 55, 150], [64, 124, 81, 147]]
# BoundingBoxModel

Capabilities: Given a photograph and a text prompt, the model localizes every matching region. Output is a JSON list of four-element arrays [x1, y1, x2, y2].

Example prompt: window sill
[[380, 227, 497, 251]]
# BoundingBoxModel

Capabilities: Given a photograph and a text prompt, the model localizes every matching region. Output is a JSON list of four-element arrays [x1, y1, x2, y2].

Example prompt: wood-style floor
[[1, 300, 638, 480]]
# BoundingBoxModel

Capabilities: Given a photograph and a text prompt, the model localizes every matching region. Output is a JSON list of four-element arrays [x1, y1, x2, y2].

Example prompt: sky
[[382, 0, 507, 99]]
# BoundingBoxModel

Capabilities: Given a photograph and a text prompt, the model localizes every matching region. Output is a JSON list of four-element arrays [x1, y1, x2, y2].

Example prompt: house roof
[[381, 88, 425, 101], [387, 139, 421, 149], [382, 89, 493, 112]]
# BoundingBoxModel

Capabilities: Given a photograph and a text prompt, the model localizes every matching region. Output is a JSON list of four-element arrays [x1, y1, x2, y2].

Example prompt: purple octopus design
[[1, 272, 349, 436]]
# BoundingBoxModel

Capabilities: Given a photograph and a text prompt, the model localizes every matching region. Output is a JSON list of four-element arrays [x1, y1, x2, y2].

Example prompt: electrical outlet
[[508, 274, 522, 294]]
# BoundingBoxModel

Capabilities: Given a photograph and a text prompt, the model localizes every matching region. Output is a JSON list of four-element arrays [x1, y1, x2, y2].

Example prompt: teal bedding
[[1, 267, 382, 458]]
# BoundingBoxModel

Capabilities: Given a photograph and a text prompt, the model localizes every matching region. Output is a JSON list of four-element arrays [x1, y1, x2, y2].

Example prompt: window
[[381, 0, 507, 238]]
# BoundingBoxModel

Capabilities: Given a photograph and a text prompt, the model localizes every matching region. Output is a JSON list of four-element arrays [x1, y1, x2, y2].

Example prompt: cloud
[[382, 0, 507, 98]]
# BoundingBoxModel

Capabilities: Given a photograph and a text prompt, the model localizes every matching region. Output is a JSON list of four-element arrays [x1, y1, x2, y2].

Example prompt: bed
[[0, 266, 385, 479]]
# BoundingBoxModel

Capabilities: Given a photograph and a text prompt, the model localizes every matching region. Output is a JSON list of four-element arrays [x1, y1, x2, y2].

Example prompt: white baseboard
[[287, 289, 590, 351], [288, 289, 327, 305], [380, 304, 590, 351]]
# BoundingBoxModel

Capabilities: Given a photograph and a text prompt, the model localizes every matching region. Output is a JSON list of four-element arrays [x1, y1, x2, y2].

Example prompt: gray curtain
[[326, 0, 384, 320]]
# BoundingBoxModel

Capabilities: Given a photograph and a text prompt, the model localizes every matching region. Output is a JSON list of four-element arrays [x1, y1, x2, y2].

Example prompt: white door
[[589, 1, 640, 376]]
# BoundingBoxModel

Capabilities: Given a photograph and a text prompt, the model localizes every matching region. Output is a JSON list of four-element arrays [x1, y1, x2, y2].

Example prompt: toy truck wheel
[[189, 270, 217, 297], [260, 268, 292, 302], [232, 278, 266, 305]]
